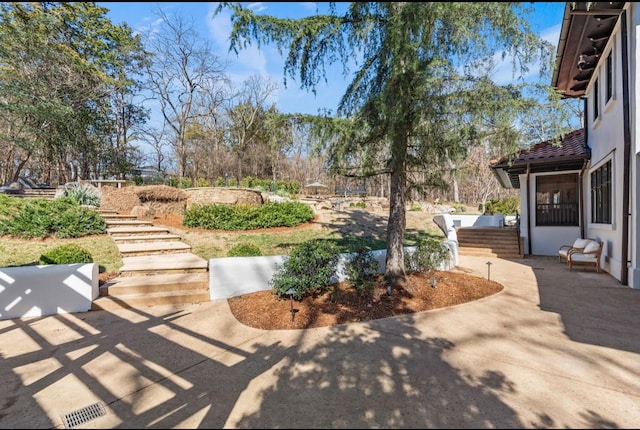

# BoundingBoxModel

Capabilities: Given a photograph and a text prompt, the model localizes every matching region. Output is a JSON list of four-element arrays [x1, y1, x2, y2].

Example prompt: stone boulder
[[184, 187, 264, 208]]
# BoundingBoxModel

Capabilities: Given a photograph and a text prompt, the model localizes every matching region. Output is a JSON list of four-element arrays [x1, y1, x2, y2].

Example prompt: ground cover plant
[[0, 195, 106, 238]]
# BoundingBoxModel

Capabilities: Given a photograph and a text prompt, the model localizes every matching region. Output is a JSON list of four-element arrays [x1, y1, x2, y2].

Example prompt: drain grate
[[62, 402, 107, 429]]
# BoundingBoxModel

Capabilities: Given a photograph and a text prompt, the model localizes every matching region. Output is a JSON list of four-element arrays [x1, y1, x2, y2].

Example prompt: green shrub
[[452, 203, 467, 213], [269, 239, 341, 300], [183, 202, 314, 230], [227, 243, 262, 257], [345, 242, 380, 292], [0, 197, 106, 239], [409, 203, 422, 211], [63, 183, 101, 206], [481, 197, 520, 215], [404, 237, 450, 274], [38, 243, 93, 265], [349, 201, 366, 208]]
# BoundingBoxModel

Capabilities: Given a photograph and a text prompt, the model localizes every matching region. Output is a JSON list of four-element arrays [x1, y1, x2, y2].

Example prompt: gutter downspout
[[620, 9, 631, 285], [526, 164, 532, 255]]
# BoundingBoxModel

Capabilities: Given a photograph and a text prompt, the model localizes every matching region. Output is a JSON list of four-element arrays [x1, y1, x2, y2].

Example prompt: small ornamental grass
[[63, 183, 101, 207]]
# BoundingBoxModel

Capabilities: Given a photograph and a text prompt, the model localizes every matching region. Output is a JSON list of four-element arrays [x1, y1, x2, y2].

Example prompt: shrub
[[39, 243, 93, 265], [63, 182, 101, 207], [452, 203, 466, 213], [345, 242, 380, 292], [227, 243, 262, 257], [409, 203, 422, 211], [183, 202, 314, 230], [404, 237, 450, 274], [0, 197, 106, 239], [482, 197, 520, 215], [269, 239, 341, 300], [349, 201, 366, 208]]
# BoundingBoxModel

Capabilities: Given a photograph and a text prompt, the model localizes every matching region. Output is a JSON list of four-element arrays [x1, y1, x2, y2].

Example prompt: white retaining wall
[[209, 241, 458, 301], [0, 263, 99, 320], [451, 213, 506, 228]]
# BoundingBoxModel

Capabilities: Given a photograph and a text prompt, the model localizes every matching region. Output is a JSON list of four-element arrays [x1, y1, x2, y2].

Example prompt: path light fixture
[[486, 261, 493, 281], [285, 288, 297, 322]]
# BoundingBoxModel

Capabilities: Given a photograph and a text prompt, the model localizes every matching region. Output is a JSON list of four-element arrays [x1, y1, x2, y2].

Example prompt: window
[[535, 174, 579, 226], [593, 77, 599, 120], [606, 52, 613, 102], [591, 160, 612, 224]]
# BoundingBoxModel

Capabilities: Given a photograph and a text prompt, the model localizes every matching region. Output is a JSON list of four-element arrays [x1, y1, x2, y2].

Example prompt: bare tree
[[143, 8, 228, 179], [222, 75, 279, 182]]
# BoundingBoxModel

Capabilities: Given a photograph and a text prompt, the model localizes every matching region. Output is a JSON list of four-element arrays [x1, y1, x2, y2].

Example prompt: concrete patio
[[0, 255, 638, 429]]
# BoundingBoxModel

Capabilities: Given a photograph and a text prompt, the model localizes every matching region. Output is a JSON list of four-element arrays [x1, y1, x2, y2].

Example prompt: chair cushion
[[573, 238, 590, 249], [583, 240, 600, 254], [570, 253, 597, 262]]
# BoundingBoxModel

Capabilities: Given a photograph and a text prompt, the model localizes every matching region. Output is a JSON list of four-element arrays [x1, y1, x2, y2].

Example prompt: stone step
[[459, 247, 524, 259], [117, 241, 192, 257], [119, 253, 208, 277], [112, 234, 182, 244], [108, 226, 171, 236], [91, 288, 210, 311], [105, 219, 154, 227], [101, 214, 138, 221], [99, 273, 209, 296]]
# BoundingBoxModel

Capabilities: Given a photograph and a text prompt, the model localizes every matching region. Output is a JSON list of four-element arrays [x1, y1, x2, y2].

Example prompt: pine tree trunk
[[384, 139, 407, 295]]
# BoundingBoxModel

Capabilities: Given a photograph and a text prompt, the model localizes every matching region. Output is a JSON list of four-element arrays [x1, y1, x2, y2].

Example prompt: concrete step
[[108, 226, 171, 237], [99, 273, 209, 296], [112, 234, 182, 244], [119, 253, 208, 277], [117, 241, 192, 257]]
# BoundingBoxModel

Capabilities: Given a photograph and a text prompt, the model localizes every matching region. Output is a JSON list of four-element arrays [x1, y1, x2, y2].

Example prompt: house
[[491, 2, 639, 288]]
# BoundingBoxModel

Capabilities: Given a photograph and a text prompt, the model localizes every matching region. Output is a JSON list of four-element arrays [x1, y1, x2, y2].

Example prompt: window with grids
[[591, 160, 612, 224], [535, 174, 579, 226]]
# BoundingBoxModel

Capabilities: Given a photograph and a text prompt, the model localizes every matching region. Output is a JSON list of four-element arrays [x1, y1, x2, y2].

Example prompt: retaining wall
[[209, 241, 458, 301], [0, 263, 99, 320]]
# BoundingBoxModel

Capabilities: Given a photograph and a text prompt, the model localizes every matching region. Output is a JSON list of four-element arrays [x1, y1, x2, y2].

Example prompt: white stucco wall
[[209, 242, 458, 301], [581, 13, 628, 283], [0, 263, 99, 320]]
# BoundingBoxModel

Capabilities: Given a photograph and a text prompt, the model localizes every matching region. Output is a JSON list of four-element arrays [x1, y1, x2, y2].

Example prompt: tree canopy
[[216, 2, 570, 292], [0, 2, 147, 183]]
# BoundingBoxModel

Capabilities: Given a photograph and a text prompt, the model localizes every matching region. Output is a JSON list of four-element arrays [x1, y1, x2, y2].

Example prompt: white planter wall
[[0, 263, 99, 320], [209, 241, 458, 301]]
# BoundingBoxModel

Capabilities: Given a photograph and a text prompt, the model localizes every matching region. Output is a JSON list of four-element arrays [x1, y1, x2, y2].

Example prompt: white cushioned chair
[[567, 239, 603, 272], [558, 238, 592, 263]]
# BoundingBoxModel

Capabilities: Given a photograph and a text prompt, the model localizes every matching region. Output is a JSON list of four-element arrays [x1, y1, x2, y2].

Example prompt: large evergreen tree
[[216, 2, 566, 292]]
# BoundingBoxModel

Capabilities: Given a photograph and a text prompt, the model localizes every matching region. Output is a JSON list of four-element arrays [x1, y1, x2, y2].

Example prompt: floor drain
[[62, 402, 106, 429]]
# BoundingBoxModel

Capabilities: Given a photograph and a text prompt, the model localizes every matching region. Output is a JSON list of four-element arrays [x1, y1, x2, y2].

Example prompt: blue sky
[[99, 2, 567, 117]]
